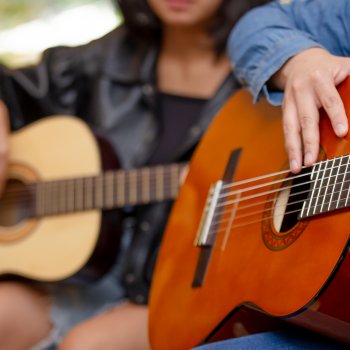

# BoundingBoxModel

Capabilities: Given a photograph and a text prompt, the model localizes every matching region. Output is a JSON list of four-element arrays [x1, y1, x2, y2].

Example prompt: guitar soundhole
[[275, 168, 311, 233], [0, 179, 34, 227]]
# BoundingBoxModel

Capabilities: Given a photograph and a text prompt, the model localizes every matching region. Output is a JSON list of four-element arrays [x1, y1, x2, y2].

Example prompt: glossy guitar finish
[[149, 79, 350, 349]]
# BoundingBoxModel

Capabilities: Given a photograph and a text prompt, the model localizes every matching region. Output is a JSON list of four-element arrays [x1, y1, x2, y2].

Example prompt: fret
[[344, 156, 350, 207], [32, 163, 184, 218], [170, 164, 180, 199], [44, 183, 50, 215], [163, 166, 169, 200], [301, 154, 350, 219], [48, 182, 55, 216], [155, 166, 164, 201], [116, 171, 125, 207], [301, 161, 322, 218], [67, 179, 75, 213], [75, 178, 84, 212], [95, 176, 104, 209], [41, 182, 48, 216], [162, 167, 169, 200], [165, 165, 174, 200], [321, 158, 336, 213], [336, 155, 349, 209], [142, 167, 150, 204], [59, 180, 66, 214], [128, 169, 138, 205], [328, 157, 342, 211], [302, 160, 321, 217], [52, 182, 59, 215], [35, 183, 44, 216], [104, 171, 115, 209], [313, 159, 330, 215], [84, 177, 94, 210]]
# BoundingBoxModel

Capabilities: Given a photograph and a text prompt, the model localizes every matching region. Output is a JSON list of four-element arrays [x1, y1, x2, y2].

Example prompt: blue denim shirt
[[228, 0, 350, 105]]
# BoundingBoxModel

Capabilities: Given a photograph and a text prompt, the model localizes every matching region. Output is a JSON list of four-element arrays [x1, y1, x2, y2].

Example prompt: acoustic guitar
[[149, 78, 350, 349], [0, 116, 185, 282]]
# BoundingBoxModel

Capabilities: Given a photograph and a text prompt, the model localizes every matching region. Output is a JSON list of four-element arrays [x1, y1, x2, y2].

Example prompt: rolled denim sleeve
[[228, 0, 350, 105]]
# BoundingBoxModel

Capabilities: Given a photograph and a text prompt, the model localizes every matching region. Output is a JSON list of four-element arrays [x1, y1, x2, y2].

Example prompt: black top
[[149, 92, 207, 164], [0, 25, 239, 303]]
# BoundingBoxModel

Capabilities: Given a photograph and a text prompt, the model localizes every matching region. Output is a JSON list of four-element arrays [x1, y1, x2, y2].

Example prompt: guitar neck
[[300, 154, 350, 219], [33, 163, 186, 217]]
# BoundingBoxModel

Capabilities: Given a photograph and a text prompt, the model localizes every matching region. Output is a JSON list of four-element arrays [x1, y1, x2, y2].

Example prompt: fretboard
[[300, 154, 350, 219], [34, 163, 187, 217]]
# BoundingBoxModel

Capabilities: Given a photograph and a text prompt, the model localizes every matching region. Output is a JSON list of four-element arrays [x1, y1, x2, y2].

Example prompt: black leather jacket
[[0, 25, 240, 303]]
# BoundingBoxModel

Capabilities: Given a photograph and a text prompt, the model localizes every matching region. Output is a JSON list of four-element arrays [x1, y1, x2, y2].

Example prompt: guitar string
[[0, 155, 345, 200], [1, 157, 348, 219], [0, 167, 185, 214], [215, 183, 315, 215], [0, 163, 347, 215], [0, 168, 344, 219], [209, 187, 341, 229], [206, 183, 350, 237], [207, 171, 349, 230], [206, 158, 349, 212], [0, 158, 328, 203], [206, 188, 350, 238], [218, 158, 347, 200], [207, 207, 302, 235], [0, 178, 179, 204], [199, 170, 347, 230], [211, 175, 338, 221], [210, 189, 309, 225], [218, 156, 349, 191], [0, 165, 185, 196], [199, 158, 350, 236]]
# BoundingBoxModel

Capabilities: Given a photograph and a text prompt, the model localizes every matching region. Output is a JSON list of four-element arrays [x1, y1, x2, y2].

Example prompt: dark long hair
[[115, 0, 271, 54]]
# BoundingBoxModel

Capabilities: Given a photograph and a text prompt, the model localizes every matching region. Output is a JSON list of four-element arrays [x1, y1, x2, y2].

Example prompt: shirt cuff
[[251, 36, 325, 105]]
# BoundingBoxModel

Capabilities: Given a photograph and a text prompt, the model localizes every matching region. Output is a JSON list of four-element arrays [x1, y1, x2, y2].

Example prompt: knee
[[57, 331, 81, 350], [58, 326, 102, 350], [0, 282, 27, 329], [0, 282, 50, 348]]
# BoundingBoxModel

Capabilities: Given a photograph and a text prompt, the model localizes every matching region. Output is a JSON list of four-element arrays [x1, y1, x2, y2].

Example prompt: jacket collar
[[101, 26, 159, 84]]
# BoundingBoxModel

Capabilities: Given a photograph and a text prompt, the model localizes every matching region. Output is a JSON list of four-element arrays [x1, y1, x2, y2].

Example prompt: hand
[[270, 48, 350, 173], [0, 100, 10, 194]]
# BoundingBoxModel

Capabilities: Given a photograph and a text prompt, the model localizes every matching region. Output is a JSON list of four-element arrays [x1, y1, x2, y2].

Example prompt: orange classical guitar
[[149, 78, 350, 349], [0, 116, 185, 283]]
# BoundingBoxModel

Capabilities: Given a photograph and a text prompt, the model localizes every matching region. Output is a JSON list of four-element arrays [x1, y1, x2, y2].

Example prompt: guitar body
[[149, 79, 350, 349], [0, 116, 121, 282]]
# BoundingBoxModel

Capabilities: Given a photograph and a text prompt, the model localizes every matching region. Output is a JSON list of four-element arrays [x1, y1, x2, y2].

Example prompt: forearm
[[228, 0, 350, 105]]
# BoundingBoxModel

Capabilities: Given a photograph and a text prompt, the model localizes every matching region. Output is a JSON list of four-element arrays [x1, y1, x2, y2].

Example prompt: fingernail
[[305, 152, 313, 165], [290, 159, 298, 172], [336, 123, 347, 136]]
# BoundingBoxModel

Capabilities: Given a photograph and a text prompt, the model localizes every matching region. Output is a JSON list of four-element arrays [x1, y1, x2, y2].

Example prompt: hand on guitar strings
[[0, 101, 9, 194], [270, 48, 350, 174]]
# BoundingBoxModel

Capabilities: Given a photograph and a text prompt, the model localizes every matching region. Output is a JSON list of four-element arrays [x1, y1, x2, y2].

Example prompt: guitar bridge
[[194, 180, 223, 247], [192, 148, 242, 288]]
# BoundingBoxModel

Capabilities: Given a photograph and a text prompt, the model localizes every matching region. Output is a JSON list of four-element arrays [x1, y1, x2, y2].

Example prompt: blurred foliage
[[0, 0, 107, 29], [0, 0, 119, 67]]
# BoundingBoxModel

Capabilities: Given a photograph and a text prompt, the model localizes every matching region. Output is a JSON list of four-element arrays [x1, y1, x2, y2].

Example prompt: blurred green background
[[0, 0, 120, 66]]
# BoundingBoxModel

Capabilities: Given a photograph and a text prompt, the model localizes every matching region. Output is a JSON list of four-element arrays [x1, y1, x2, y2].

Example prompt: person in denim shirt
[[193, 1, 350, 349], [228, 0, 350, 173]]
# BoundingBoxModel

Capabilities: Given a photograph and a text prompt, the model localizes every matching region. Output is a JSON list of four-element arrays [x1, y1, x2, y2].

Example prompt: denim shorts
[[30, 228, 133, 350], [193, 330, 348, 350]]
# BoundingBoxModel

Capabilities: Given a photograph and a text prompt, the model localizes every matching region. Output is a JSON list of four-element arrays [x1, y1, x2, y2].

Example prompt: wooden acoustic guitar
[[149, 78, 350, 349], [0, 116, 185, 283]]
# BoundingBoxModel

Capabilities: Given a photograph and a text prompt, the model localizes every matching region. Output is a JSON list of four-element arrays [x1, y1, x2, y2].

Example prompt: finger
[[314, 73, 348, 138], [293, 87, 320, 168], [282, 93, 303, 173]]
